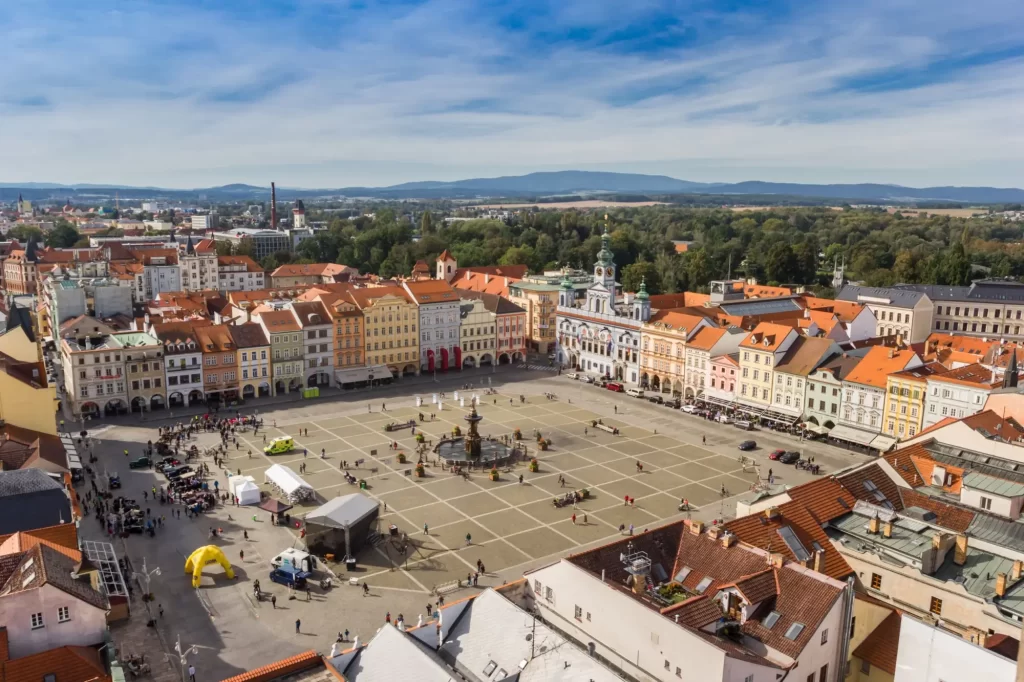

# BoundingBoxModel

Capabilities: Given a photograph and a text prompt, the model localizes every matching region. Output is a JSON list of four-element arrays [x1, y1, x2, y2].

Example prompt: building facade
[[256, 309, 305, 394], [195, 324, 239, 404], [836, 346, 922, 448], [153, 322, 206, 407], [507, 281, 559, 353], [349, 287, 420, 378], [112, 331, 164, 413], [736, 323, 798, 413], [458, 296, 496, 368], [179, 237, 219, 291], [883, 363, 943, 441], [229, 323, 272, 399], [923, 364, 1002, 428], [403, 280, 462, 372], [771, 337, 840, 424], [217, 255, 266, 292], [292, 300, 334, 387], [837, 285, 935, 343]]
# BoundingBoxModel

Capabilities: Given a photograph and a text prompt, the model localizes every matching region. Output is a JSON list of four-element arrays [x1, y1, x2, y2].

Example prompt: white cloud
[[0, 0, 1022, 187]]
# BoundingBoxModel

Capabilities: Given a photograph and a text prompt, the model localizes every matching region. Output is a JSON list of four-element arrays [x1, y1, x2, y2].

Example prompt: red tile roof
[[837, 462, 907, 510], [727, 568, 779, 605], [739, 322, 795, 352], [0, 524, 79, 553], [3, 645, 110, 682], [852, 610, 901, 675], [898, 489, 975, 533], [219, 651, 322, 682], [844, 346, 921, 389]]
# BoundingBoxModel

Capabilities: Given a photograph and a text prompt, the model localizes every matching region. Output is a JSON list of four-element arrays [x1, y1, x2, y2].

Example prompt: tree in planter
[[529, 458, 540, 472], [538, 439, 550, 451], [415, 462, 426, 478], [415, 433, 425, 443], [489, 468, 500, 481], [513, 428, 522, 440], [452, 426, 462, 437], [397, 452, 407, 464]]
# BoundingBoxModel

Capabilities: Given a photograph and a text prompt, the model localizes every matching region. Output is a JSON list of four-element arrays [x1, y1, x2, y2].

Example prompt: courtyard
[[80, 369, 871, 679]]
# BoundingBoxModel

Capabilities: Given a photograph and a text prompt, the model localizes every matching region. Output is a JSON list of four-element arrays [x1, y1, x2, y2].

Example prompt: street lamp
[[174, 636, 199, 682], [133, 557, 161, 600]]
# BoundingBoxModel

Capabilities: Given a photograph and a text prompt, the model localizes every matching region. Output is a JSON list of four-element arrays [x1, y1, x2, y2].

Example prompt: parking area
[[83, 372, 870, 679]]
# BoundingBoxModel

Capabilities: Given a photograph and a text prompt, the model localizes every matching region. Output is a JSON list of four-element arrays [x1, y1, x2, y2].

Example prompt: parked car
[[733, 420, 754, 431], [565, 372, 579, 380], [778, 451, 801, 464], [605, 382, 624, 392], [269, 565, 312, 589], [768, 449, 786, 460], [738, 440, 757, 451], [715, 414, 733, 424], [129, 456, 151, 469], [648, 395, 664, 404], [665, 398, 682, 409], [264, 436, 295, 455], [583, 375, 596, 384], [681, 404, 698, 414], [625, 388, 645, 398]]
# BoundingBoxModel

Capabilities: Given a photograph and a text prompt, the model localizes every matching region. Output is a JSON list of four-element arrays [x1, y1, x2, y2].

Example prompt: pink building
[[460, 291, 528, 364], [706, 352, 739, 405]]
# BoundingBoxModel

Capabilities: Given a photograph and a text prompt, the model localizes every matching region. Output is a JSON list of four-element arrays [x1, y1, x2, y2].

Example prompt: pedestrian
[[423, 522, 429, 535], [303, 448, 307, 458], [583, 513, 588, 524], [426, 603, 432, 616], [518, 474, 524, 485], [630, 497, 635, 507], [382, 402, 386, 412], [240, 550, 245, 561], [272, 595, 277, 609], [702, 435, 706, 445], [571, 513, 577, 525], [188, 665, 196, 682], [624, 494, 629, 506], [614, 405, 617, 414], [295, 619, 301, 634], [363, 582, 370, 597], [465, 532, 472, 547], [321, 448, 325, 459], [768, 468, 773, 480], [244, 530, 248, 541], [306, 586, 311, 601], [248, 450, 252, 459], [159, 603, 164, 617], [628, 523, 634, 536], [385, 611, 391, 624], [344, 628, 350, 641]]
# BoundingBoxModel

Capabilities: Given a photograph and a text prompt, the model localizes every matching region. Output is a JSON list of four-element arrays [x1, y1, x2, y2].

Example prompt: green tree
[[498, 245, 535, 267], [621, 259, 660, 294], [44, 222, 81, 248], [687, 248, 711, 290], [935, 243, 972, 285], [420, 211, 434, 236], [765, 243, 796, 283], [8, 225, 43, 243], [892, 250, 917, 284], [215, 241, 233, 257]]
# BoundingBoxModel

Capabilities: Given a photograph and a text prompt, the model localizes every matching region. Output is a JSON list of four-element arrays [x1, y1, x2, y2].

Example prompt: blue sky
[[2, 0, 1023, 188]]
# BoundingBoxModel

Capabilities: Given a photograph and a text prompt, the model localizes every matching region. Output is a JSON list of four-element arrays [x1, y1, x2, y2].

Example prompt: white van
[[271, 548, 317, 572], [626, 388, 645, 398], [565, 372, 579, 380], [716, 414, 733, 424]]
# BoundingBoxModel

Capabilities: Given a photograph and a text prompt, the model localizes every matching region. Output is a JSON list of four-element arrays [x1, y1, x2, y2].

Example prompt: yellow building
[[459, 295, 496, 367], [0, 319, 57, 435], [508, 282, 559, 354], [349, 286, 420, 378], [737, 322, 798, 410], [639, 310, 711, 395], [883, 363, 942, 441]]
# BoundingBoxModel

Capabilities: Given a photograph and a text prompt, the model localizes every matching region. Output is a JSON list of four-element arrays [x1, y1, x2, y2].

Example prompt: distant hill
[[1, 171, 1022, 204]]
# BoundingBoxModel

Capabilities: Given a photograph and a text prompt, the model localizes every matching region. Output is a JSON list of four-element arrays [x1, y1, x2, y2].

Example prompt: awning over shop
[[454, 346, 462, 367], [870, 434, 897, 452], [827, 424, 880, 447], [702, 395, 734, 409], [762, 409, 801, 425], [803, 423, 832, 436], [335, 367, 373, 384], [440, 347, 449, 371], [735, 402, 767, 417]]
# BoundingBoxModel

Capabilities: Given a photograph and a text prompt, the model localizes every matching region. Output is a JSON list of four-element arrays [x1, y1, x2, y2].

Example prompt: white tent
[[228, 475, 261, 506], [264, 464, 315, 503]]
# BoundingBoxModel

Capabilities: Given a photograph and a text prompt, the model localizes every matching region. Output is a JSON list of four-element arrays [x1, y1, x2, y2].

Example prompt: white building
[[525, 520, 850, 682], [291, 300, 333, 387], [771, 336, 841, 424], [179, 236, 219, 291], [190, 213, 216, 231], [894, 614, 1017, 682], [923, 364, 1003, 428], [217, 255, 266, 292], [557, 228, 648, 384], [685, 326, 746, 401], [136, 249, 181, 300], [403, 279, 462, 372], [834, 346, 921, 450], [836, 285, 935, 343], [152, 322, 206, 408]]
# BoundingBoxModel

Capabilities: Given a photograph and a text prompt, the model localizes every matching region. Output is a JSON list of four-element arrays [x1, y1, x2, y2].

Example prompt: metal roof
[[836, 285, 927, 309], [962, 472, 1024, 498], [926, 443, 1024, 485], [719, 298, 803, 316], [966, 513, 1024, 548], [894, 280, 1024, 304]]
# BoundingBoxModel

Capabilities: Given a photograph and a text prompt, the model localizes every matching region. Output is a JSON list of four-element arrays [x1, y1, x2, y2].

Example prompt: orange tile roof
[[219, 651, 322, 682], [194, 238, 217, 253], [843, 345, 921, 388], [450, 270, 518, 297], [271, 263, 351, 278], [882, 445, 929, 487], [0, 532, 81, 562], [648, 292, 711, 309], [922, 333, 998, 365], [3, 645, 111, 682], [0, 524, 79, 554], [852, 610, 901, 675], [686, 326, 727, 351], [256, 309, 301, 333], [909, 454, 964, 493], [801, 296, 866, 323], [451, 264, 528, 282], [217, 255, 263, 272], [806, 309, 840, 334], [961, 410, 1024, 440], [738, 322, 795, 352], [403, 279, 459, 303], [194, 324, 235, 352], [646, 309, 710, 335], [437, 249, 453, 261], [744, 284, 793, 298], [899, 489, 975, 533], [785, 477, 858, 525], [930, 363, 1000, 388], [889, 361, 945, 383], [346, 285, 413, 308]]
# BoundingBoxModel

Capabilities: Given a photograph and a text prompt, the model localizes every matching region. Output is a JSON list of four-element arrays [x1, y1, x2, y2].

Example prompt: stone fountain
[[435, 405, 516, 466]]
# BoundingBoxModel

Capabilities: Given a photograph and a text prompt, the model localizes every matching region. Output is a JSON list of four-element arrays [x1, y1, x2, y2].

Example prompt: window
[[870, 573, 882, 590], [664, 660, 670, 670], [930, 597, 942, 615], [784, 622, 805, 640], [980, 496, 993, 511], [544, 586, 553, 602], [819, 664, 828, 682], [31, 612, 44, 629], [574, 605, 582, 620], [58, 606, 70, 622], [821, 628, 828, 644], [860, 659, 871, 674]]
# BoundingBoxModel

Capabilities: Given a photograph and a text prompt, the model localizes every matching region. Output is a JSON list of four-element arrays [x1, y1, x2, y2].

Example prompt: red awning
[[427, 349, 435, 373], [454, 346, 462, 368], [440, 347, 449, 371]]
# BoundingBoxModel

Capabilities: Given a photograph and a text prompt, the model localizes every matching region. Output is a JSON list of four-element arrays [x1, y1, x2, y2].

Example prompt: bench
[[592, 420, 620, 435]]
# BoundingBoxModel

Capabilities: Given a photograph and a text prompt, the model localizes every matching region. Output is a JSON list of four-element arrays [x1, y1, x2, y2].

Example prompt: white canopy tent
[[228, 475, 261, 506], [264, 464, 315, 503]]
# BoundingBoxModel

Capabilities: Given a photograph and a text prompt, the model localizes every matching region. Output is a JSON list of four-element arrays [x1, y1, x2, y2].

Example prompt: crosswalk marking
[[517, 364, 559, 372]]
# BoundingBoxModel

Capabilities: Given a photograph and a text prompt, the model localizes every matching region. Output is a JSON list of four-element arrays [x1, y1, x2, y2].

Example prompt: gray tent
[[303, 493, 379, 564]]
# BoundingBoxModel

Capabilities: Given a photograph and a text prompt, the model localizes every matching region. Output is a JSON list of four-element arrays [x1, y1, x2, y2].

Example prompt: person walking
[[702, 434, 706, 445], [188, 665, 196, 682], [571, 513, 577, 525], [385, 612, 391, 624], [465, 532, 472, 547], [363, 582, 370, 597], [423, 522, 429, 535], [295, 619, 301, 634], [271, 595, 277, 609]]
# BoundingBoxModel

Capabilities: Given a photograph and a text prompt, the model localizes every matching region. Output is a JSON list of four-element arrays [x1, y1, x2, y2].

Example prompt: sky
[[2, 0, 1024, 189]]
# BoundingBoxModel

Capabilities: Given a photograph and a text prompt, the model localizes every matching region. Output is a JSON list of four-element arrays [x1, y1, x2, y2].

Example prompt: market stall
[[228, 475, 261, 506], [264, 464, 315, 503]]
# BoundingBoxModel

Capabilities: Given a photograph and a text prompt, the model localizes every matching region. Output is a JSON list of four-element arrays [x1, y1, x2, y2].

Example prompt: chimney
[[888, 348, 895, 359], [955, 535, 968, 566], [689, 520, 705, 535], [707, 526, 722, 540], [721, 532, 737, 548], [813, 548, 825, 573], [883, 520, 893, 538], [769, 552, 785, 569], [1013, 560, 1023, 582], [270, 182, 277, 230], [997, 572, 1008, 597], [484, 274, 491, 284], [765, 506, 780, 520], [869, 516, 880, 534], [932, 533, 943, 550]]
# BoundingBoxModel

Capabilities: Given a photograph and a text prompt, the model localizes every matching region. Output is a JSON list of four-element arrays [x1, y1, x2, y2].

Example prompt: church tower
[[558, 273, 575, 307], [832, 256, 846, 289], [436, 250, 457, 281], [593, 224, 617, 292], [633, 278, 651, 322]]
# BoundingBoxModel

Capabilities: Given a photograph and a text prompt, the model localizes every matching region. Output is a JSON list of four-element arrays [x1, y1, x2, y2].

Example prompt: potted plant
[[579, 488, 590, 499], [452, 426, 462, 437], [529, 458, 539, 472], [536, 432, 543, 443], [489, 468, 500, 481], [538, 439, 550, 451], [415, 433, 425, 443], [415, 462, 426, 478], [397, 452, 407, 464], [513, 428, 522, 440]]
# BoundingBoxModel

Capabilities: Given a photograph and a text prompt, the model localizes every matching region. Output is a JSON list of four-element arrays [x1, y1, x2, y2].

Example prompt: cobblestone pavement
[[80, 370, 872, 679]]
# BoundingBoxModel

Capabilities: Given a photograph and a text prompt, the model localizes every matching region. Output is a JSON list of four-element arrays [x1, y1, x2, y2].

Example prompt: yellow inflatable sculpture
[[184, 545, 235, 587]]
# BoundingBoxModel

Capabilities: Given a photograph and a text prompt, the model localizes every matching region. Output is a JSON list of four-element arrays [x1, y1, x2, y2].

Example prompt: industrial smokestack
[[271, 182, 277, 230]]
